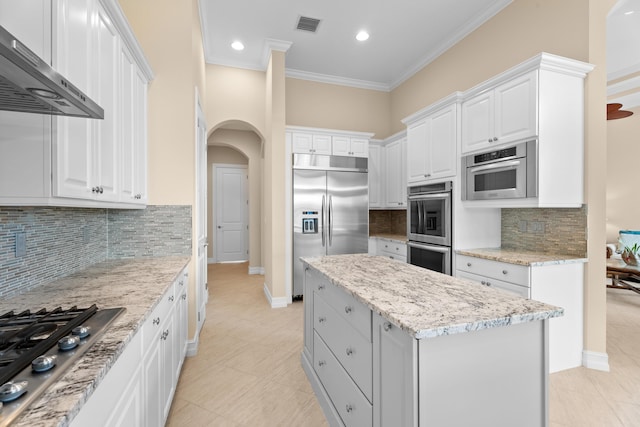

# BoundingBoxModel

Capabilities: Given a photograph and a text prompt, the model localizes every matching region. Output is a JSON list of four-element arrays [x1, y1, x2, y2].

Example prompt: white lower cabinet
[[456, 254, 584, 373], [70, 266, 188, 427], [370, 237, 407, 263]]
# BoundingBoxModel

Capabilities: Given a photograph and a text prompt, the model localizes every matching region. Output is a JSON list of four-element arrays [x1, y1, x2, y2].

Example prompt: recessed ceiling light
[[231, 41, 244, 51], [356, 31, 369, 42]]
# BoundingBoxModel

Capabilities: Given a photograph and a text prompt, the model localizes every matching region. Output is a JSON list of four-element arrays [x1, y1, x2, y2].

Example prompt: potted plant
[[621, 242, 640, 266]]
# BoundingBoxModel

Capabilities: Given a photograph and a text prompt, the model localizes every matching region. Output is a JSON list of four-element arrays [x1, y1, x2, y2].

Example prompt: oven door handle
[[468, 160, 522, 174], [407, 242, 450, 253], [408, 192, 451, 201]]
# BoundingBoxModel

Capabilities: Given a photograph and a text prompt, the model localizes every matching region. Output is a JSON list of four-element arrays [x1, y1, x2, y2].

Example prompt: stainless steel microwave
[[463, 140, 537, 201]]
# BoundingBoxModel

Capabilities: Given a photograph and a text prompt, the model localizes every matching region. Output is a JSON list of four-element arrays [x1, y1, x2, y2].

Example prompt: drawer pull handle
[[383, 322, 392, 332], [344, 306, 352, 314], [346, 347, 353, 356], [502, 270, 508, 275], [318, 317, 326, 323], [467, 262, 472, 267], [346, 404, 354, 413], [318, 284, 325, 290], [153, 317, 160, 326], [168, 295, 174, 302], [318, 360, 326, 367], [486, 281, 492, 286]]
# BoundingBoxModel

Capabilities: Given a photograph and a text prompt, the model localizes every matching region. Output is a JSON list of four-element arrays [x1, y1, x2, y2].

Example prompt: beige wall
[[286, 78, 391, 138], [208, 130, 263, 269], [119, 0, 205, 339], [607, 105, 640, 243]]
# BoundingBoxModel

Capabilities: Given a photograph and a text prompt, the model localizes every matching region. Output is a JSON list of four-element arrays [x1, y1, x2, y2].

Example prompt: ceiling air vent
[[296, 16, 321, 33]]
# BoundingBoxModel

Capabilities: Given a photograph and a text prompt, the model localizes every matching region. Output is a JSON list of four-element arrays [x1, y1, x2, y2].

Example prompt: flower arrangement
[[621, 242, 640, 266]]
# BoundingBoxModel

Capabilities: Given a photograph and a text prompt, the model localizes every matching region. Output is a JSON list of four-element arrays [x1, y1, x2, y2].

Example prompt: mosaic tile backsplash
[[0, 205, 191, 297], [501, 206, 587, 257]]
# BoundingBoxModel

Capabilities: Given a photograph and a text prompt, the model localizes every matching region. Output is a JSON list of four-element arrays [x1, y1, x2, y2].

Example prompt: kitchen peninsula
[[301, 254, 562, 427]]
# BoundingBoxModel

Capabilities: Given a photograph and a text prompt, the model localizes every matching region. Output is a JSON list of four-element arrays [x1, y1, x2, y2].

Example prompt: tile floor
[[167, 262, 640, 426]]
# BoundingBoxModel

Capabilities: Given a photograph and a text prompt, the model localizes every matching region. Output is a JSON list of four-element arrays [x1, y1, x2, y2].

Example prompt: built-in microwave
[[463, 139, 537, 201]]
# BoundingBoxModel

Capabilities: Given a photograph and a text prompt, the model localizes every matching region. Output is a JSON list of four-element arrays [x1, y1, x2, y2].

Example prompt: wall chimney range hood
[[0, 25, 103, 119]]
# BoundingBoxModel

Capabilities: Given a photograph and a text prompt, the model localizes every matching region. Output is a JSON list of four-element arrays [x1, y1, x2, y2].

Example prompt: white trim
[[263, 282, 288, 308], [582, 351, 610, 372], [402, 92, 464, 125], [608, 61, 640, 82], [186, 336, 199, 357], [285, 132, 292, 304], [249, 266, 265, 275], [607, 74, 640, 96], [608, 92, 640, 109], [261, 38, 293, 69], [285, 125, 374, 139], [286, 68, 391, 92]]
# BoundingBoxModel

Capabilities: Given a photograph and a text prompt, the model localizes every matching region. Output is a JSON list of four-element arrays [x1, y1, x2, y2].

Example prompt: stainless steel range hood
[[0, 25, 103, 119]]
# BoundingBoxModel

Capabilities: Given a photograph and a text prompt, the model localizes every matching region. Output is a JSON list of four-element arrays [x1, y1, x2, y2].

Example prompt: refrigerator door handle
[[321, 195, 326, 247], [328, 195, 333, 246]]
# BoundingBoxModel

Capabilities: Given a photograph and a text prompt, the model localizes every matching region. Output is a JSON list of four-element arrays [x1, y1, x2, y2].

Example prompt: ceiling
[[199, 0, 640, 107]]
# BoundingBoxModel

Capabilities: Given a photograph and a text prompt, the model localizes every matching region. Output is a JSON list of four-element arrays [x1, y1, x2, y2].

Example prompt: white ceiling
[[199, 0, 640, 106]]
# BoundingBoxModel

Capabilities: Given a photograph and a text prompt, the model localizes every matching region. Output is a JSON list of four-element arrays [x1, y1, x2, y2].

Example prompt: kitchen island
[[301, 254, 563, 427], [0, 257, 190, 427]]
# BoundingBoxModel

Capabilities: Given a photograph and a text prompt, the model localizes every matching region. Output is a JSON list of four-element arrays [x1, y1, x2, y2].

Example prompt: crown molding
[[261, 39, 293, 69], [285, 69, 390, 92]]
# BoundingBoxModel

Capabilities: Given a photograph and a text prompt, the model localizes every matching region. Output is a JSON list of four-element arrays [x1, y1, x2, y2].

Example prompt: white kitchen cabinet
[[404, 94, 459, 187], [368, 142, 383, 208], [0, 0, 151, 209], [384, 137, 407, 208], [373, 313, 417, 427], [333, 136, 368, 158], [288, 127, 373, 159], [461, 71, 537, 154], [375, 238, 407, 263], [456, 253, 584, 373]]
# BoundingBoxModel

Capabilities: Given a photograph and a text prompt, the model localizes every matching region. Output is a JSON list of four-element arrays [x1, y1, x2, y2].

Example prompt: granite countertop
[[369, 233, 407, 242], [456, 248, 587, 266], [302, 254, 562, 340], [0, 256, 190, 427]]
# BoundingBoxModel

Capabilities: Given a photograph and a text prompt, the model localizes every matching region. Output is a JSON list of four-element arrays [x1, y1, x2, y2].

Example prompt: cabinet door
[[161, 309, 177, 423], [368, 144, 383, 208], [494, 71, 538, 145], [93, 2, 119, 202], [373, 314, 417, 427], [133, 68, 148, 203], [143, 333, 163, 427], [292, 132, 313, 153], [312, 134, 332, 155], [428, 105, 457, 181], [53, 0, 94, 199], [406, 120, 429, 185], [385, 140, 403, 207], [120, 45, 136, 202], [461, 91, 493, 153], [105, 365, 143, 427], [350, 137, 369, 158], [331, 135, 351, 156]]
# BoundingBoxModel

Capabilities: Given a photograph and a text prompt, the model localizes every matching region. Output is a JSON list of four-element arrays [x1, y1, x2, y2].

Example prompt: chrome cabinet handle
[[318, 317, 326, 323], [153, 317, 160, 326], [318, 284, 325, 290], [346, 404, 354, 413], [502, 270, 508, 275], [346, 347, 353, 356], [318, 360, 326, 367], [168, 295, 174, 302], [344, 306, 352, 314], [493, 137, 498, 142], [467, 262, 472, 267], [383, 322, 392, 332], [182, 293, 187, 300]]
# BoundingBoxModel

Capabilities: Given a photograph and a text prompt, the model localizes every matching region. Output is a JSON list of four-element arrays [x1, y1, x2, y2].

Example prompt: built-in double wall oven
[[407, 181, 452, 275]]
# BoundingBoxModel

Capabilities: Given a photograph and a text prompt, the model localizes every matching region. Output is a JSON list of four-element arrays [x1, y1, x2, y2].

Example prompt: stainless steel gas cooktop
[[0, 305, 125, 426]]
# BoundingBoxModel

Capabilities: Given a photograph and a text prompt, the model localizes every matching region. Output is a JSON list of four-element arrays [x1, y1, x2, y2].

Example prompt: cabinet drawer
[[313, 279, 371, 341], [456, 255, 529, 286], [379, 240, 407, 256], [314, 293, 373, 401], [457, 270, 530, 298], [142, 282, 175, 352], [314, 332, 373, 427]]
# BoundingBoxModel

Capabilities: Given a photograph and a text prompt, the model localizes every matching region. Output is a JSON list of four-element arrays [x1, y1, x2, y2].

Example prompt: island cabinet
[[302, 254, 561, 427], [456, 252, 585, 373], [70, 266, 189, 427]]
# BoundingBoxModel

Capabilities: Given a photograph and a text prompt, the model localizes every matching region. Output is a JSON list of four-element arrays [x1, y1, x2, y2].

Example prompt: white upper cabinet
[[368, 142, 383, 208], [462, 71, 537, 154], [384, 137, 407, 208], [404, 94, 460, 186], [289, 127, 372, 158], [0, 0, 152, 208]]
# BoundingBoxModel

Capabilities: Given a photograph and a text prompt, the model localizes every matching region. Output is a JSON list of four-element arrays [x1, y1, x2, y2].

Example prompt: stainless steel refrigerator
[[293, 154, 369, 298]]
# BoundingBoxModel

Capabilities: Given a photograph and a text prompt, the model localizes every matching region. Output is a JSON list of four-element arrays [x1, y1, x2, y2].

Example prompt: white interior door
[[195, 93, 207, 335], [215, 166, 248, 262]]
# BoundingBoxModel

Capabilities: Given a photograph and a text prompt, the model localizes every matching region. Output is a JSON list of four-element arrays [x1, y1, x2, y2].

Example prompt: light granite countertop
[[0, 256, 190, 427], [456, 248, 587, 266], [302, 254, 563, 340], [369, 233, 407, 242]]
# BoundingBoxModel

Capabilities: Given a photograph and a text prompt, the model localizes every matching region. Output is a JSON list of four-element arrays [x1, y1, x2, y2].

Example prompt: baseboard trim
[[207, 258, 215, 264], [249, 266, 265, 275], [263, 282, 288, 308], [186, 336, 199, 357], [582, 350, 610, 372]]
